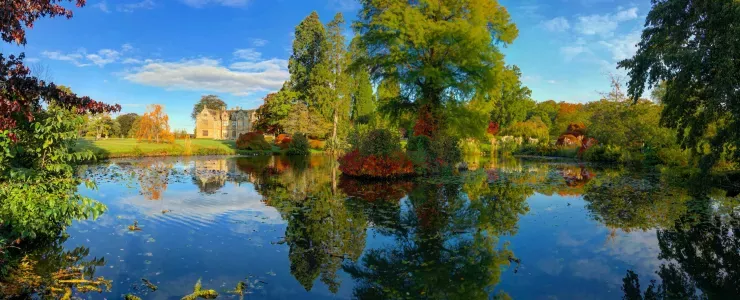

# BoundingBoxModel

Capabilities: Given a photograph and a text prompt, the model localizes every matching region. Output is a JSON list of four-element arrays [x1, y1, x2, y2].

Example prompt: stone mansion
[[195, 107, 258, 140]]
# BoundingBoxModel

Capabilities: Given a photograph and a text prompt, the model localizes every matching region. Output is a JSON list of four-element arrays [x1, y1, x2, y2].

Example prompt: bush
[[275, 134, 292, 149], [359, 129, 401, 157], [657, 147, 689, 167], [236, 132, 271, 151], [583, 145, 623, 163], [406, 134, 461, 174], [287, 133, 309, 155]]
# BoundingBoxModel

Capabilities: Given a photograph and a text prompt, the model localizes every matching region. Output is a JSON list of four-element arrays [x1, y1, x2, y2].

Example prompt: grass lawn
[[75, 138, 280, 159]]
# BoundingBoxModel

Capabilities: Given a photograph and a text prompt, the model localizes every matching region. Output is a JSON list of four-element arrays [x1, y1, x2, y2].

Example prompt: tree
[[325, 13, 352, 148], [289, 11, 328, 104], [86, 113, 113, 140], [619, 0, 740, 170], [116, 113, 139, 138], [136, 104, 174, 144], [191, 95, 226, 120], [354, 0, 518, 135], [490, 66, 535, 128], [352, 68, 375, 123], [0, 0, 119, 243], [280, 103, 332, 139]]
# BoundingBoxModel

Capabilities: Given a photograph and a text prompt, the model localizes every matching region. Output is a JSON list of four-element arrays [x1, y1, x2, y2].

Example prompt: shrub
[[658, 147, 689, 167], [406, 134, 461, 174], [275, 134, 292, 149], [236, 132, 271, 151], [287, 133, 309, 155], [360, 129, 401, 157], [583, 145, 623, 163]]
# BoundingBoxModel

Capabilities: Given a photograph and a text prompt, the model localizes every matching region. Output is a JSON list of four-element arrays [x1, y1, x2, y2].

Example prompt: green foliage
[[287, 133, 310, 156], [279, 103, 332, 139], [191, 95, 226, 120], [358, 129, 401, 157], [490, 66, 536, 127], [501, 117, 549, 142], [352, 68, 375, 123], [1, 106, 106, 240], [116, 113, 139, 138], [583, 145, 624, 163], [406, 134, 462, 173], [619, 0, 740, 171], [354, 0, 519, 135]]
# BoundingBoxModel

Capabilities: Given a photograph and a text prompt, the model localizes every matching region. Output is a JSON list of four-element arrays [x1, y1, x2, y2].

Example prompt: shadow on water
[[3, 155, 739, 299]]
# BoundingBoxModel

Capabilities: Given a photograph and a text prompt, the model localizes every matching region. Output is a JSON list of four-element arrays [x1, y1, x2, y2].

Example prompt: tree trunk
[[332, 109, 338, 154]]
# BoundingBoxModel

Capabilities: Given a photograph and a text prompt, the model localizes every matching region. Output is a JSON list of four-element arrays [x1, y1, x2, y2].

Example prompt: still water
[[41, 155, 740, 299]]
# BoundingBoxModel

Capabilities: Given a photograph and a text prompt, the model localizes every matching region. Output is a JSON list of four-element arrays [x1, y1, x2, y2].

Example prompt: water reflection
[[3, 155, 738, 299]]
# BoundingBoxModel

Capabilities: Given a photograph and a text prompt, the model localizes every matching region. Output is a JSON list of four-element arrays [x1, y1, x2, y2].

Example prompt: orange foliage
[[487, 121, 500, 136], [136, 104, 174, 143], [308, 139, 325, 150], [566, 123, 587, 137], [556, 134, 581, 146], [275, 134, 292, 149], [558, 102, 583, 116]]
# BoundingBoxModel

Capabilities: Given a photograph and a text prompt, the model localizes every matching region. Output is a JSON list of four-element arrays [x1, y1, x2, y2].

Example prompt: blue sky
[[6, 0, 650, 130]]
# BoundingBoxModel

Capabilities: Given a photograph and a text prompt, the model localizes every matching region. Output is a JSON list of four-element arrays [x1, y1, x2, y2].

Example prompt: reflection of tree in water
[[343, 171, 532, 299], [583, 174, 690, 232], [134, 160, 172, 200], [620, 205, 740, 299], [245, 156, 368, 293], [0, 234, 109, 298]]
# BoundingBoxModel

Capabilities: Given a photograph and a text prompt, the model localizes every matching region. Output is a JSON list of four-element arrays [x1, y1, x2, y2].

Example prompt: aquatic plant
[[125, 294, 142, 300], [229, 281, 247, 299], [142, 278, 157, 291], [181, 278, 218, 300], [128, 221, 142, 231]]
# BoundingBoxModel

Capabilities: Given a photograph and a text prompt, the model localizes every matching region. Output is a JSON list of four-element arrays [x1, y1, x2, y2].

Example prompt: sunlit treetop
[[1, 0, 86, 46], [353, 0, 519, 108]]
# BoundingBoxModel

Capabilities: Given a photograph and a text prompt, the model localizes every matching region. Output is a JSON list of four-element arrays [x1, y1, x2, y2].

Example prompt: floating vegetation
[[125, 294, 142, 300], [128, 220, 142, 231], [0, 256, 42, 297], [48, 266, 112, 299], [229, 281, 247, 298], [162, 209, 172, 214], [181, 278, 218, 300], [142, 278, 158, 291]]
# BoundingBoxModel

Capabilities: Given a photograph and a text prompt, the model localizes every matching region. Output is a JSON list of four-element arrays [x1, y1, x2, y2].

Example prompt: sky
[[5, 0, 651, 130]]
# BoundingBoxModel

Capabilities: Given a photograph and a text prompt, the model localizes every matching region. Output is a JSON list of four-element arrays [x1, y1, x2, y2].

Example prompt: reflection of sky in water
[[65, 157, 680, 299]]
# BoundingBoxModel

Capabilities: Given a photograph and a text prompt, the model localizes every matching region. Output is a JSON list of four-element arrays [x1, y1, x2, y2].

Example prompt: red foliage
[[558, 102, 583, 116], [413, 105, 438, 137], [338, 149, 415, 178], [0, 1, 120, 141], [275, 133, 292, 149], [487, 121, 500, 136]]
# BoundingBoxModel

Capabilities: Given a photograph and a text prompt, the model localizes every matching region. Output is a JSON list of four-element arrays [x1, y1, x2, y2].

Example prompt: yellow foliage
[[136, 104, 175, 144]]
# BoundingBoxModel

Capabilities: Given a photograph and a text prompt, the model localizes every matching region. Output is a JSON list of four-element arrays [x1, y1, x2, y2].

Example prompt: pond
[[22, 155, 740, 299]]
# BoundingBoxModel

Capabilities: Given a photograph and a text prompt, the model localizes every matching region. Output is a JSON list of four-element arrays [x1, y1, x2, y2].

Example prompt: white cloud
[[117, 0, 155, 13], [42, 44, 137, 67], [599, 30, 641, 61], [181, 0, 250, 8], [121, 43, 134, 52], [86, 49, 121, 67], [93, 1, 110, 13], [122, 58, 143, 64], [542, 17, 570, 32], [233, 48, 261, 61], [250, 38, 268, 47], [575, 7, 639, 37], [560, 46, 589, 61], [41, 51, 89, 66], [122, 57, 289, 96]]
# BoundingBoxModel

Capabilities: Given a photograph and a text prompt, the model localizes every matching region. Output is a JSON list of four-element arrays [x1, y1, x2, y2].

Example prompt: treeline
[[81, 105, 188, 142]]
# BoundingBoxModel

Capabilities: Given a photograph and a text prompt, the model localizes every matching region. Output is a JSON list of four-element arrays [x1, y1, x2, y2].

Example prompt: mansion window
[[202, 130, 208, 137]]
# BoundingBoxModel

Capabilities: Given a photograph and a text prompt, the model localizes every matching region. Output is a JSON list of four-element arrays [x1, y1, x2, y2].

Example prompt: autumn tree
[[136, 104, 174, 143], [619, 0, 740, 171], [353, 0, 519, 136], [191, 95, 226, 120]]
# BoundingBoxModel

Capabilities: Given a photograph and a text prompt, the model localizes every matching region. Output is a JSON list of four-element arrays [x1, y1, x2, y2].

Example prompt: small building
[[194, 106, 258, 140]]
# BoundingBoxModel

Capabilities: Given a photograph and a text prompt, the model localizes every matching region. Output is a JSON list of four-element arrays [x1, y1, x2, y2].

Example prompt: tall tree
[[116, 113, 139, 138], [490, 66, 535, 128], [191, 95, 226, 120], [325, 13, 352, 147], [352, 68, 375, 123], [289, 11, 328, 102], [354, 0, 518, 135], [619, 0, 740, 170]]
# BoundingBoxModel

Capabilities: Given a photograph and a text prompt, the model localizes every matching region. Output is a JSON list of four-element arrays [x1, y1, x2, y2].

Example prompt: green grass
[[74, 138, 281, 159]]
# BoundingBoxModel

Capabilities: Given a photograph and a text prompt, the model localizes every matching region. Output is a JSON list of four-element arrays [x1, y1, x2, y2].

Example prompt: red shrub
[[487, 121, 500, 136], [566, 123, 587, 137], [556, 134, 581, 147], [338, 178, 414, 202], [275, 134, 292, 149], [339, 149, 415, 178]]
